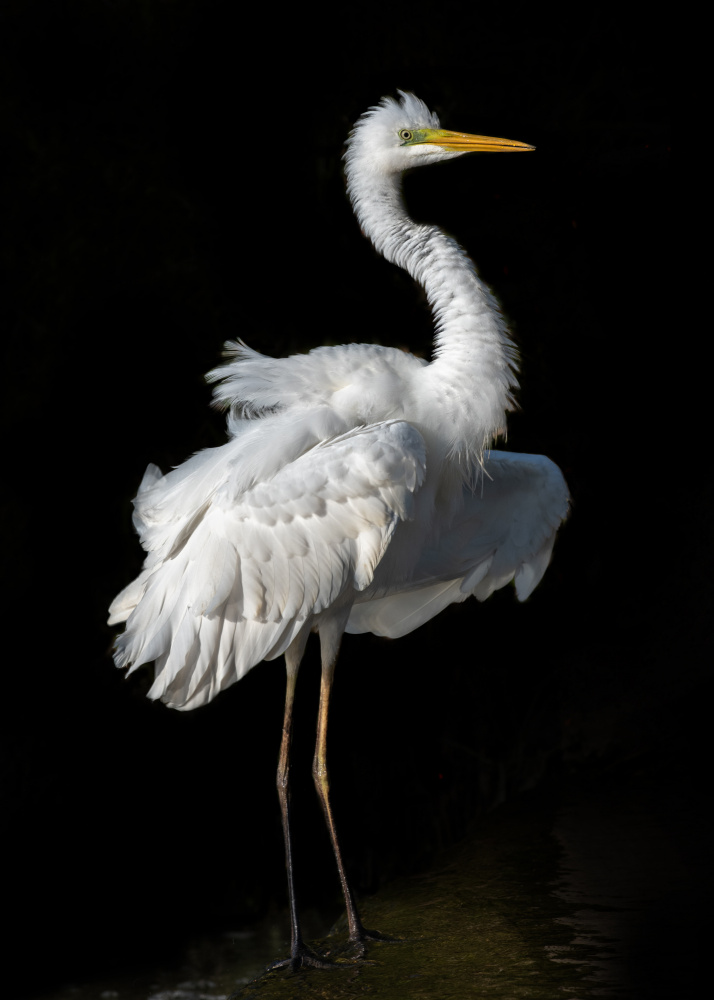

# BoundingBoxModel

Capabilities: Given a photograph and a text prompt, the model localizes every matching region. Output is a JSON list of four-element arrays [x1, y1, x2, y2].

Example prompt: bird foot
[[267, 925, 399, 972], [347, 925, 402, 956], [267, 942, 338, 972]]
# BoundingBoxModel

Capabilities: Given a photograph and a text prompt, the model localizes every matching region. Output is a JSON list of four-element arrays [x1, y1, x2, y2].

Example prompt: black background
[[1, 3, 687, 997]]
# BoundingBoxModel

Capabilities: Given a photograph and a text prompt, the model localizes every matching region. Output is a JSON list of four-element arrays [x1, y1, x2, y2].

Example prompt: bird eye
[[399, 129, 412, 142]]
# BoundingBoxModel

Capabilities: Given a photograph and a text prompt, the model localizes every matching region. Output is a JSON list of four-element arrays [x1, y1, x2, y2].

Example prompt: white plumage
[[109, 91, 568, 968], [110, 417, 427, 708]]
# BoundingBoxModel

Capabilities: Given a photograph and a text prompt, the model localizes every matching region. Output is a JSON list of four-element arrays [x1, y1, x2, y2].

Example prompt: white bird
[[109, 91, 569, 970]]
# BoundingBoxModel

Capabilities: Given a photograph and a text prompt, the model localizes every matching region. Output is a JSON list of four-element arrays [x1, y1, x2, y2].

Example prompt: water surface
[[39, 770, 696, 1000]]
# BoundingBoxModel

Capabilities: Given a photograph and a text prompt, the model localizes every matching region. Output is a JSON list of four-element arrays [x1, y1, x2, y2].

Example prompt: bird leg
[[271, 632, 334, 971], [313, 621, 390, 952]]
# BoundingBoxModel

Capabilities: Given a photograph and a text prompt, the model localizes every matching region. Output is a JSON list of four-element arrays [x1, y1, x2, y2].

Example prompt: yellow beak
[[421, 128, 534, 152]]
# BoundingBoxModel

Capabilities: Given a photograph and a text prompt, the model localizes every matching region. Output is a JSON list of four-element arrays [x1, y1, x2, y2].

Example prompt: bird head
[[345, 90, 534, 178]]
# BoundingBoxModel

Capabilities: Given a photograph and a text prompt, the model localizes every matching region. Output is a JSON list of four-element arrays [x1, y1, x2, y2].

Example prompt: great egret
[[109, 91, 569, 970]]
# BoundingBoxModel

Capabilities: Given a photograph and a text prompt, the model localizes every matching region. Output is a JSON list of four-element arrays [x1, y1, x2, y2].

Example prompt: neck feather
[[346, 165, 519, 461]]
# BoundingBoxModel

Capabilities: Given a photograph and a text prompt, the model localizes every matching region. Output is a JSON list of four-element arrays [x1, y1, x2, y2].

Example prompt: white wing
[[110, 420, 426, 710], [346, 451, 569, 638]]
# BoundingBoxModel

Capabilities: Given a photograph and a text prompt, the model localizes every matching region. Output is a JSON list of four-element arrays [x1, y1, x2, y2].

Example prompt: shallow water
[[38, 771, 697, 1000]]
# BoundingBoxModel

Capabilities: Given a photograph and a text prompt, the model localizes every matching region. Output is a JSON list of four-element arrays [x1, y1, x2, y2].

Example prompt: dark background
[[1, 2, 687, 997]]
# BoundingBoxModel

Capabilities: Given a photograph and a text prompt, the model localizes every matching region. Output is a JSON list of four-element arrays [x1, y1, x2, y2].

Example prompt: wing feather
[[347, 451, 568, 638], [111, 419, 426, 709]]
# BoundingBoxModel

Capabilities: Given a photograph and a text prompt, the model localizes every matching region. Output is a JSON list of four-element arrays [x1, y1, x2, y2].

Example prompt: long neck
[[347, 165, 519, 461]]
